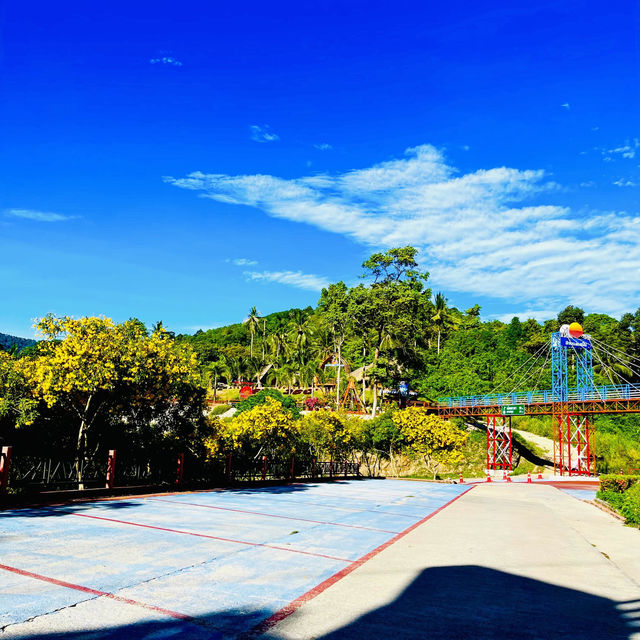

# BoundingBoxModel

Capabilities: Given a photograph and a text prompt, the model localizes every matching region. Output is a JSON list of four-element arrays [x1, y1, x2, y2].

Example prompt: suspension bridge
[[434, 323, 640, 477]]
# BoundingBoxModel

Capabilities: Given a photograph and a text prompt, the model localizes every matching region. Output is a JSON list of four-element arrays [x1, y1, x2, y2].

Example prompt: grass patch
[[209, 404, 231, 416]]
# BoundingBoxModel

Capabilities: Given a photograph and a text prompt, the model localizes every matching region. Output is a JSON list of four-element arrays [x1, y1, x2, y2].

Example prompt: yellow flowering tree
[[21, 315, 201, 482], [0, 350, 38, 430], [298, 410, 356, 461], [205, 396, 299, 461], [393, 407, 467, 479]]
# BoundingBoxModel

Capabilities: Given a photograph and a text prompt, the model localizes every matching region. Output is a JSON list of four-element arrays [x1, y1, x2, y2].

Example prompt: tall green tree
[[245, 306, 261, 358], [318, 282, 351, 407], [352, 247, 431, 415]]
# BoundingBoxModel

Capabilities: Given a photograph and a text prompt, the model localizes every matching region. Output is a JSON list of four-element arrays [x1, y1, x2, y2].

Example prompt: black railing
[[8, 456, 106, 491], [1, 448, 361, 496]]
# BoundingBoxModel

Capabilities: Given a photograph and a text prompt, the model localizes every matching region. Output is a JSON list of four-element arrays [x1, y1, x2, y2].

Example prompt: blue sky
[[1, 0, 639, 337]]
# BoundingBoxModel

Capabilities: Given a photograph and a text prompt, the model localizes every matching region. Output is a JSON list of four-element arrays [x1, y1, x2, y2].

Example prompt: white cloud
[[599, 138, 640, 161], [561, 103, 570, 110], [165, 144, 640, 316], [229, 257, 258, 266], [150, 56, 182, 66], [314, 143, 333, 150], [244, 270, 329, 291], [5, 208, 76, 222], [250, 125, 279, 143], [613, 178, 637, 187], [489, 309, 560, 323]]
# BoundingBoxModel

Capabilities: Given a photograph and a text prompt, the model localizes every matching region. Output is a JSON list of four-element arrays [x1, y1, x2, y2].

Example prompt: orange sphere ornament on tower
[[569, 322, 583, 338]]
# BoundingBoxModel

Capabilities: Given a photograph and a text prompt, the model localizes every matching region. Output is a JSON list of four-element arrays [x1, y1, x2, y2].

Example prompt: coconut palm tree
[[432, 292, 450, 355], [207, 358, 229, 402], [245, 306, 261, 358]]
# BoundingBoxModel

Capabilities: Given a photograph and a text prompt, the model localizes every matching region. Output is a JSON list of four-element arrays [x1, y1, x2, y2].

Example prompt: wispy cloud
[[613, 178, 637, 187], [165, 143, 640, 315], [250, 125, 279, 143], [561, 103, 570, 110], [244, 270, 329, 291], [598, 139, 639, 161], [314, 143, 333, 151], [5, 208, 76, 222], [150, 56, 183, 66], [490, 309, 560, 323], [228, 257, 258, 266]]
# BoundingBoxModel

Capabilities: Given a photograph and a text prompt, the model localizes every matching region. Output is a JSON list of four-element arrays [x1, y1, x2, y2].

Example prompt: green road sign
[[501, 405, 525, 416]]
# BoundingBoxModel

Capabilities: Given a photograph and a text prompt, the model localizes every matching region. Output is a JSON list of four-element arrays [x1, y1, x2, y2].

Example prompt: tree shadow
[[4, 565, 639, 639], [316, 565, 639, 640]]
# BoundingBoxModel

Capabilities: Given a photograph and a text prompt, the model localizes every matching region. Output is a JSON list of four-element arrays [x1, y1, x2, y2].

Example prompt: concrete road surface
[[262, 483, 640, 640]]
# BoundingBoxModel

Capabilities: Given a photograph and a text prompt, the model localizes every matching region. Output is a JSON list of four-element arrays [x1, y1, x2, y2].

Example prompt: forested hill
[[174, 245, 640, 406], [0, 333, 36, 353]]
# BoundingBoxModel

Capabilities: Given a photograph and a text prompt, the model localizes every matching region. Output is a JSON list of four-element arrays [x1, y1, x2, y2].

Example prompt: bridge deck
[[436, 384, 640, 418]]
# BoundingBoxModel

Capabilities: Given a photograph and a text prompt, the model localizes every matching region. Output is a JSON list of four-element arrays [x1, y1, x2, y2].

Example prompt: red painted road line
[[242, 486, 475, 639], [71, 513, 352, 563], [0, 563, 193, 621], [150, 498, 401, 534]]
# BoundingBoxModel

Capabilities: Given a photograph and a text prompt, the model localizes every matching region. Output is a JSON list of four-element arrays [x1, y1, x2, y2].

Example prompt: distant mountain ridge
[[0, 332, 36, 352]]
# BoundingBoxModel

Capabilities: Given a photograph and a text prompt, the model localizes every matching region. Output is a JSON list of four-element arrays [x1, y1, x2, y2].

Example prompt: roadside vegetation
[[1, 245, 640, 480], [597, 475, 640, 526]]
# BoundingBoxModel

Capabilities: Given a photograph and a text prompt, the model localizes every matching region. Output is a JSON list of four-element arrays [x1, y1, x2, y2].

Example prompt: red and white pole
[[105, 449, 116, 489], [176, 453, 184, 487], [0, 446, 12, 494]]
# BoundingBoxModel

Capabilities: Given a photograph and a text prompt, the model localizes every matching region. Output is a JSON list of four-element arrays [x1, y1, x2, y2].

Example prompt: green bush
[[618, 483, 640, 526], [234, 389, 301, 420], [598, 480, 640, 527], [599, 474, 640, 493], [597, 489, 626, 511]]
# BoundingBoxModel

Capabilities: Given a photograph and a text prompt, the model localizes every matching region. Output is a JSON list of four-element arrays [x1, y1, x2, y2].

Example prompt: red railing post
[[262, 455, 267, 481], [290, 455, 295, 480], [105, 449, 116, 489], [226, 453, 232, 484], [0, 446, 12, 494], [312, 457, 316, 478], [176, 453, 185, 487]]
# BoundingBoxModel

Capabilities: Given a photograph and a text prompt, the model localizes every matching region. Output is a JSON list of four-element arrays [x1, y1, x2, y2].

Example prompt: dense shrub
[[620, 483, 640, 526], [234, 389, 301, 420], [599, 474, 640, 493], [598, 477, 640, 527]]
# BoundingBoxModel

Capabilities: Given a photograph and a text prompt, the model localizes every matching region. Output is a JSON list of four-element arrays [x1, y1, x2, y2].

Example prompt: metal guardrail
[[8, 457, 106, 490], [438, 384, 640, 408]]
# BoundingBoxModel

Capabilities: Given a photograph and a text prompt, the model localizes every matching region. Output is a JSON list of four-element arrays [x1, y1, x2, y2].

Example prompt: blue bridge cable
[[591, 345, 621, 387], [568, 342, 605, 401], [530, 345, 551, 393], [485, 342, 548, 397], [507, 343, 551, 395], [597, 343, 640, 380], [591, 339, 640, 381], [591, 343, 640, 386], [590, 337, 640, 362]]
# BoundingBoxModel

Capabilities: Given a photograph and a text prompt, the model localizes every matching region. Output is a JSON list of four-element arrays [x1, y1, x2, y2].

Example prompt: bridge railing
[[438, 384, 640, 408]]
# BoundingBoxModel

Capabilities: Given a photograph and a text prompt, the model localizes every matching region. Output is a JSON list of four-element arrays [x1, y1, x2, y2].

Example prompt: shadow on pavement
[[4, 565, 639, 639], [316, 565, 639, 640]]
